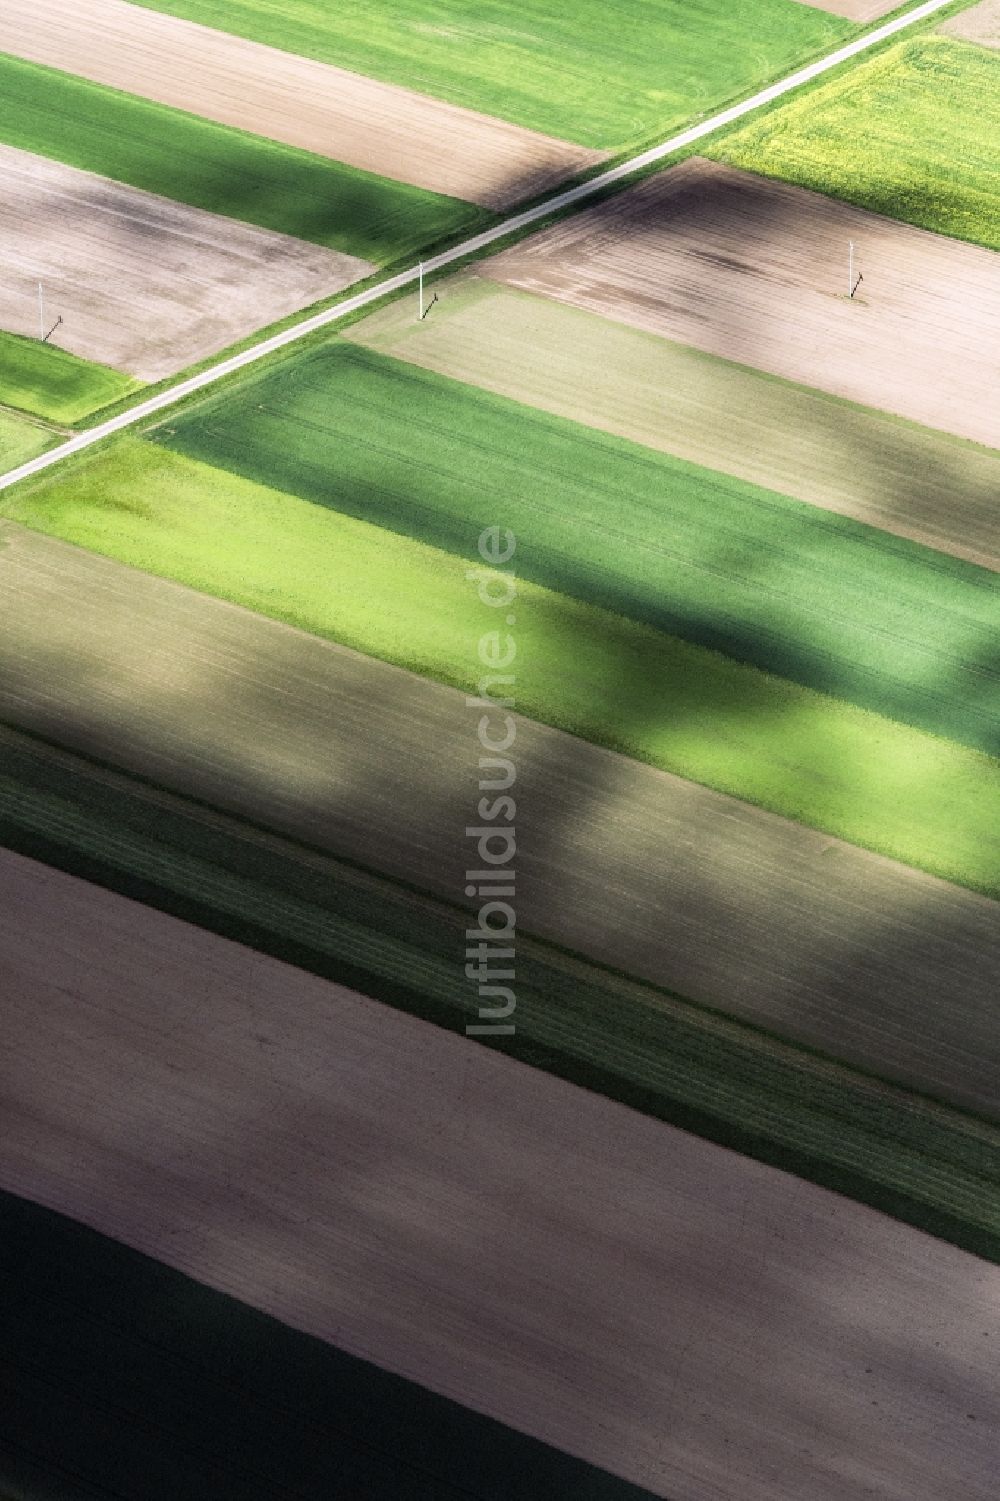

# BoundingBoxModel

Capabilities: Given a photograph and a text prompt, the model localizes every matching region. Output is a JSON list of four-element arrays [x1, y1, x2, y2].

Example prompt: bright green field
[[131, 0, 849, 148], [0, 54, 484, 265], [7, 439, 1000, 899], [0, 331, 138, 424], [156, 345, 1000, 756], [711, 37, 1000, 249], [0, 410, 57, 470]]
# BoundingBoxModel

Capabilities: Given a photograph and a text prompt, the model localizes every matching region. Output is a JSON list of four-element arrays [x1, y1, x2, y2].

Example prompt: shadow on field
[[2, 154, 1000, 1501], [0, 1188, 656, 1501]]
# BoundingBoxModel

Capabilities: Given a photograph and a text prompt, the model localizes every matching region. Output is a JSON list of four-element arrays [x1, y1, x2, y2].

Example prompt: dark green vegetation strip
[[2, 727, 999, 1265], [711, 37, 1000, 249], [0, 331, 138, 425], [0, 54, 486, 266], [160, 344, 1000, 757], [0, 1191, 653, 1501], [130, 0, 849, 148]]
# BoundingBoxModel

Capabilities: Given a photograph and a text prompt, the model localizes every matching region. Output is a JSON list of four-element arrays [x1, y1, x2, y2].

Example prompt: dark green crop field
[[130, 0, 850, 148], [159, 344, 1000, 757], [712, 37, 1000, 249], [0, 53, 486, 266]]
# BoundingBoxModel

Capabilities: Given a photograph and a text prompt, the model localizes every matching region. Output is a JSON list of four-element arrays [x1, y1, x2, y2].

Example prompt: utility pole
[[418, 261, 424, 322], [849, 242, 854, 300], [38, 282, 44, 342]]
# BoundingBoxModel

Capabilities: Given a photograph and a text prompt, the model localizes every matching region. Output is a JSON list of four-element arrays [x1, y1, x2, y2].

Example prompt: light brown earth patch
[[2, 845, 999, 1501], [941, 0, 1000, 47], [348, 274, 1000, 570], [483, 156, 1000, 449], [790, 0, 903, 17], [0, 144, 369, 379], [0, 0, 606, 210], [2, 523, 1000, 1116]]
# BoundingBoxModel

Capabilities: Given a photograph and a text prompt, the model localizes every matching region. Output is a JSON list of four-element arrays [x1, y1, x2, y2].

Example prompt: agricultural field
[[483, 156, 1000, 448], [349, 273, 1000, 569], [0, 410, 56, 471], [0, 144, 367, 379], [0, 53, 482, 269], [0, 0, 603, 211], [3, 523, 1000, 1118], [127, 0, 852, 147], [0, 329, 138, 423], [710, 37, 1000, 250], [3, 847, 999, 1501], [943, 0, 1000, 46], [149, 344, 1000, 757]]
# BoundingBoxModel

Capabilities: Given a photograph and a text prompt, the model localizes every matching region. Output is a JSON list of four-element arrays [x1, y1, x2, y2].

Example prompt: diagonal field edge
[[0, 0, 957, 495]]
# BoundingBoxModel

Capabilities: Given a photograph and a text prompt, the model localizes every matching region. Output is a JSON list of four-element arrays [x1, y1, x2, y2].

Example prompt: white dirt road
[[0, 0, 605, 210], [0, 144, 370, 379], [1, 845, 998, 1501]]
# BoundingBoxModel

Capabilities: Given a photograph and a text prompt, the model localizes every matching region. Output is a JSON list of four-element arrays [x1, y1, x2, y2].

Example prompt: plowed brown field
[[792, 0, 901, 18], [942, 0, 1000, 47], [484, 157, 1000, 448], [2, 845, 999, 1501], [2, 523, 1000, 1115], [0, 0, 606, 210], [0, 145, 368, 379]]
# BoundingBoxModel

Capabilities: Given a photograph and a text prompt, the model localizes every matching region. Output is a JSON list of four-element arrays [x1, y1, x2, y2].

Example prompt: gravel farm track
[[0, 144, 369, 378], [0, 0, 606, 210], [3, 523, 1000, 1116], [485, 157, 1000, 449], [349, 273, 1000, 570], [2, 844, 999, 1501]]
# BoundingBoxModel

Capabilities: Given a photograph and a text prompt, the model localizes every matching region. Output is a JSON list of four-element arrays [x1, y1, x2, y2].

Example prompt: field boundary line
[[0, 0, 957, 494]]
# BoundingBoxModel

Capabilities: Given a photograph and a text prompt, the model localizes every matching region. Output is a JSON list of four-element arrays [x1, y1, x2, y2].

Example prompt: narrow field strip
[[711, 36, 1000, 249], [2, 525, 1000, 1116], [157, 343, 1000, 757], [350, 275, 1000, 570], [0, 0, 605, 211], [2, 846, 998, 1501], [0, 328, 139, 423], [127, 0, 851, 148], [485, 157, 1000, 449], [0, 52, 484, 266], [0, 145, 369, 381], [3, 725, 1000, 1260]]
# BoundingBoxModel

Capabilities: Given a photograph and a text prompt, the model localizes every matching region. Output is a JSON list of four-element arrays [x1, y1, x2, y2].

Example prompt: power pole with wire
[[38, 282, 44, 341]]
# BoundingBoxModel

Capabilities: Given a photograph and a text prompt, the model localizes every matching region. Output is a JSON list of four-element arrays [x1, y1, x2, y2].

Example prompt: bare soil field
[[792, 0, 901, 18], [942, 0, 1000, 46], [0, 0, 605, 211], [0, 144, 369, 380], [2, 522, 1000, 1115], [2, 844, 999, 1501], [349, 274, 1000, 570], [484, 157, 1000, 449]]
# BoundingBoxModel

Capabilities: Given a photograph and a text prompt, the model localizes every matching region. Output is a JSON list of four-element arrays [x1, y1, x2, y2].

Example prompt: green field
[[0, 408, 57, 469], [0, 54, 485, 266], [3, 728, 1000, 1263], [0, 329, 138, 424], [131, 0, 849, 148], [7, 439, 1000, 899], [711, 36, 1000, 249], [157, 344, 1000, 755]]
